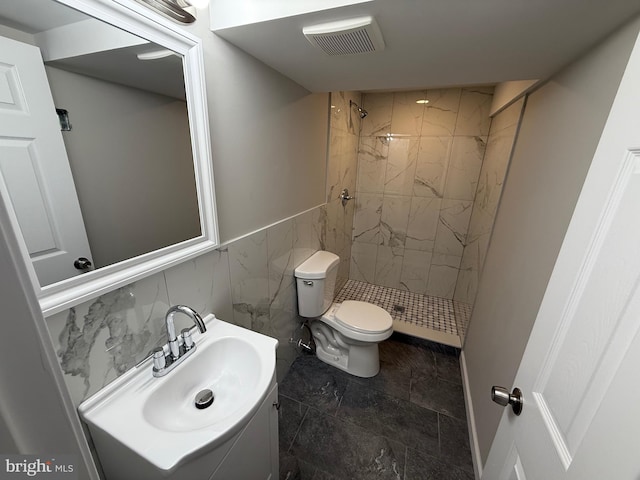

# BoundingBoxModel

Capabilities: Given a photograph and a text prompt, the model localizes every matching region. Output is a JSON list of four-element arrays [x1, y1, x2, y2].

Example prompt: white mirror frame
[[16, 0, 219, 317]]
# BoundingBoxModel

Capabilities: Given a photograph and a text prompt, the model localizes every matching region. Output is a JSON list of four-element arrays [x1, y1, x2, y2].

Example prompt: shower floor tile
[[335, 280, 468, 343]]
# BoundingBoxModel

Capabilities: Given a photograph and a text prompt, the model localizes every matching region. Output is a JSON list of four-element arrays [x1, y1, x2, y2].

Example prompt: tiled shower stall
[[328, 89, 524, 345]]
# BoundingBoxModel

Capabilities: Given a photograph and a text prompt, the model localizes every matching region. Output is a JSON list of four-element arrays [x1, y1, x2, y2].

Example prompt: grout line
[[436, 375, 463, 387], [286, 404, 310, 454], [279, 392, 300, 403], [335, 382, 348, 416], [403, 445, 408, 480], [437, 413, 442, 457]]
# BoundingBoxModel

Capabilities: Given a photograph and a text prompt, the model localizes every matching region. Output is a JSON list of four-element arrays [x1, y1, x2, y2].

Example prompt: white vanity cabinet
[[208, 381, 279, 480], [79, 317, 279, 480], [87, 379, 280, 480]]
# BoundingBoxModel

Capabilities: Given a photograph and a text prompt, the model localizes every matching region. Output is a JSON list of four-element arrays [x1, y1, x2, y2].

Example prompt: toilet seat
[[318, 301, 393, 345], [334, 300, 393, 334]]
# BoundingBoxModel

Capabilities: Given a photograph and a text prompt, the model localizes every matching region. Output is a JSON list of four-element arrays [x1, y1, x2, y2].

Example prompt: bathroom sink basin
[[142, 336, 261, 432], [78, 315, 278, 474]]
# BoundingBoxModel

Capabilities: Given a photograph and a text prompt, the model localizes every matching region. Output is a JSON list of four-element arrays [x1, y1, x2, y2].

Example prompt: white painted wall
[[489, 80, 538, 116], [0, 196, 97, 477], [182, 12, 329, 242], [45, 66, 201, 269], [35, 18, 147, 62], [463, 15, 640, 466], [0, 408, 17, 452], [0, 24, 34, 44]]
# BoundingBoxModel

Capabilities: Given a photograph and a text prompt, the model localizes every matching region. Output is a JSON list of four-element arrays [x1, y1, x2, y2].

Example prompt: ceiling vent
[[303, 16, 385, 56]]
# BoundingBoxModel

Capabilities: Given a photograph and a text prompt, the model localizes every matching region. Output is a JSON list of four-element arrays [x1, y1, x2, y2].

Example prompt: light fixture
[[186, 0, 209, 8], [136, 49, 179, 61], [416, 99, 430, 104], [134, 0, 199, 24]]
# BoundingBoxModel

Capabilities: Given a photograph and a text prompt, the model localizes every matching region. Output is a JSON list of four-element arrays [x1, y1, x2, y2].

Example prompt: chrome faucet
[[152, 305, 206, 377]]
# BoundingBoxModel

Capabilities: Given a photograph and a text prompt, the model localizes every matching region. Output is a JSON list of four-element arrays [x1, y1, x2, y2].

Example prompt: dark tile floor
[[278, 333, 474, 480]]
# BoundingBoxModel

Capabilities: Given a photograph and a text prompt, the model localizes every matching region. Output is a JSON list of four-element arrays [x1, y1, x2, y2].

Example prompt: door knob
[[74, 257, 93, 271], [491, 386, 523, 415]]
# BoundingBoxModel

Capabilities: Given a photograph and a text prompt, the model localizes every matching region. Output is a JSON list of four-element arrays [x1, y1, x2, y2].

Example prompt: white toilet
[[294, 251, 393, 377]]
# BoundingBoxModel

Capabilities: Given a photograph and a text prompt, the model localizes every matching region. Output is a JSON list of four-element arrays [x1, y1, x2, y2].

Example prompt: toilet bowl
[[294, 251, 393, 377]]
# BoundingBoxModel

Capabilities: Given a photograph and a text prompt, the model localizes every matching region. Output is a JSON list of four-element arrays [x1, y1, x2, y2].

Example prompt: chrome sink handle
[[165, 305, 206, 359], [153, 305, 206, 377]]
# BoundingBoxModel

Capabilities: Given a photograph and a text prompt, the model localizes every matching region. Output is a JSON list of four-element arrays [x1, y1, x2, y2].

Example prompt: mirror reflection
[[0, 0, 201, 288]]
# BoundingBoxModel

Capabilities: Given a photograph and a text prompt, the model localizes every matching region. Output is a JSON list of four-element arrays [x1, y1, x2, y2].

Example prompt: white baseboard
[[460, 350, 483, 479]]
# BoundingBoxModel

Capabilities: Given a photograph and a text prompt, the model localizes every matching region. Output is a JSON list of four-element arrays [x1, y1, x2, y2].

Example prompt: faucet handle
[[181, 328, 194, 350], [152, 347, 166, 372]]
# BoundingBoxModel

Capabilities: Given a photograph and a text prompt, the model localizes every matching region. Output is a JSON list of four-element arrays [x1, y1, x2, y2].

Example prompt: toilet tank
[[294, 251, 340, 317]]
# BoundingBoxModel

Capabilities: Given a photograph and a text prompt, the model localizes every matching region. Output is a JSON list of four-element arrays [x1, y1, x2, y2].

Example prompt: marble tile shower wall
[[351, 88, 494, 299], [46, 207, 325, 406], [325, 91, 363, 291], [453, 98, 525, 339]]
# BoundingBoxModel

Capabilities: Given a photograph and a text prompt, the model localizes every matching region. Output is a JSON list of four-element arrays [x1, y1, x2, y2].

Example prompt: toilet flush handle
[[303, 280, 314, 286]]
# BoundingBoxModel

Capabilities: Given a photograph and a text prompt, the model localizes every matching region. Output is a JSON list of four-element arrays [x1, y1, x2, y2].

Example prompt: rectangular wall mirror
[[0, 0, 218, 316]]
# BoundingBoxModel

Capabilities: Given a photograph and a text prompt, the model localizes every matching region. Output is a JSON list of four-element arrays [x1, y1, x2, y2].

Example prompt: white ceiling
[[47, 44, 186, 101], [0, 0, 185, 100], [212, 0, 640, 92], [0, 0, 87, 32]]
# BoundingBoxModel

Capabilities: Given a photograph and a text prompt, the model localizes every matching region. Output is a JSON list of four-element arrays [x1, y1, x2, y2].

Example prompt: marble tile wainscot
[[46, 205, 327, 406]]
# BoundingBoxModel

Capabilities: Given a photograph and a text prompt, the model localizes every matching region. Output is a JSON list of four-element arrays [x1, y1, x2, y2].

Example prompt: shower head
[[350, 100, 368, 119]]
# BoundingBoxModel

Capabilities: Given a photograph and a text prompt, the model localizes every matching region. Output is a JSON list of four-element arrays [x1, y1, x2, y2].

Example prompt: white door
[[0, 35, 93, 286], [482, 29, 640, 480]]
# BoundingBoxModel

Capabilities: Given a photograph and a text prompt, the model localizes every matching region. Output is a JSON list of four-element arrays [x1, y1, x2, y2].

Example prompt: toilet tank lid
[[295, 251, 340, 279]]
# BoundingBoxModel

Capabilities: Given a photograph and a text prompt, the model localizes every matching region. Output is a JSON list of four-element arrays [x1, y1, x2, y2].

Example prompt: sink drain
[[195, 389, 214, 409]]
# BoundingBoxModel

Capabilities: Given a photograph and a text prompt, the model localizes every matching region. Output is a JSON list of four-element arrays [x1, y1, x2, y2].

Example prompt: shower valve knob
[[340, 188, 354, 206], [340, 188, 353, 199]]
